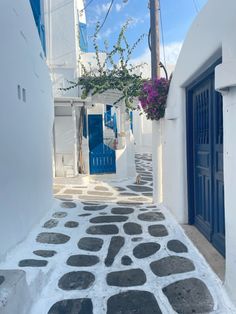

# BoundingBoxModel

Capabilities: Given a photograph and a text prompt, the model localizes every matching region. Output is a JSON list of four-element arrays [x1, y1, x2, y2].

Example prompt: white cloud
[[115, 1, 128, 12], [115, 4, 122, 12], [129, 42, 183, 78], [94, 2, 112, 16], [97, 27, 114, 40]]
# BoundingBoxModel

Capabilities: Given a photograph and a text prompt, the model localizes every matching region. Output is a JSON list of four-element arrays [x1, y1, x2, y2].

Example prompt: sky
[[84, 0, 208, 75]]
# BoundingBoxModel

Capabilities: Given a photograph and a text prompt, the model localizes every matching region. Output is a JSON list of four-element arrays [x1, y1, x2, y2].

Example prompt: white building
[[44, 0, 136, 179], [0, 0, 53, 260], [152, 0, 236, 305]]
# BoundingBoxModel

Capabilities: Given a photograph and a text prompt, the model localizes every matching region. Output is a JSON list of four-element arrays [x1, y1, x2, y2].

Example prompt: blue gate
[[186, 60, 225, 256], [88, 114, 116, 174]]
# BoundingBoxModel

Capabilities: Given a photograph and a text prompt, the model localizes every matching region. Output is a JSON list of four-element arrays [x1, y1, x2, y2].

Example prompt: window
[[79, 22, 88, 52]]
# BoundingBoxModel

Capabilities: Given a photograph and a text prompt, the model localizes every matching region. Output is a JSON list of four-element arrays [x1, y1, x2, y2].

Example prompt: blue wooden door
[[88, 114, 116, 174], [187, 63, 225, 256]]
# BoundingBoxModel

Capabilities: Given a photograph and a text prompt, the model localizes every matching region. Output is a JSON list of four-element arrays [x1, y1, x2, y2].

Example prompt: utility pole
[[150, 0, 160, 80], [150, 0, 163, 204]]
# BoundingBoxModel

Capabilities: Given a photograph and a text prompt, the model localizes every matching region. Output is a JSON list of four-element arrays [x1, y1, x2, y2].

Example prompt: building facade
[[44, 0, 136, 179], [0, 0, 53, 260], [152, 0, 236, 304]]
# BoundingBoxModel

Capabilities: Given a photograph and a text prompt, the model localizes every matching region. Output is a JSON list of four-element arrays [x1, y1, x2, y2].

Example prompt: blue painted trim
[[79, 22, 88, 52], [29, 0, 46, 55], [186, 58, 225, 257], [83, 112, 87, 138]]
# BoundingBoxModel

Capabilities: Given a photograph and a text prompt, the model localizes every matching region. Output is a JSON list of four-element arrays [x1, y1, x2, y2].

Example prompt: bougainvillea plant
[[139, 78, 170, 121], [63, 20, 146, 111]]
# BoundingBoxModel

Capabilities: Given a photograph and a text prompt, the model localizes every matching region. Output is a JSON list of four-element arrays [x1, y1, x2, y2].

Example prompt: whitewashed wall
[[153, 0, 236, 304], [133, 109, 152, 153], [44, 0, 82, 97], [0, 0, 53, 260]]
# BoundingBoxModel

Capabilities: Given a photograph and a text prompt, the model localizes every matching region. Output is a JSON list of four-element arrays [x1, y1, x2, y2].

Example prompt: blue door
[[187, 61, 225, 256], [88, 114, 116, 174]]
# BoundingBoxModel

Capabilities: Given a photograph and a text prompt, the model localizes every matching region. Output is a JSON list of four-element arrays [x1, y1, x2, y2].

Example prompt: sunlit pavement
[[1, 154, 235, 314]]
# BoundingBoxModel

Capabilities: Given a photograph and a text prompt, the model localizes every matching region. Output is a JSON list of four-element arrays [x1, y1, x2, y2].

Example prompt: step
[[0, 269, 31, 314]]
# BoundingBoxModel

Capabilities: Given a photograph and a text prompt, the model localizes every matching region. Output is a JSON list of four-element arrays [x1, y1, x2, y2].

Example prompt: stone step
[[0, 269, 31, 314]]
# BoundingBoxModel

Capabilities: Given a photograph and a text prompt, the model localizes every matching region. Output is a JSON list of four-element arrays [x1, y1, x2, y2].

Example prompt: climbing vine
[[63, 20, 146, 110]]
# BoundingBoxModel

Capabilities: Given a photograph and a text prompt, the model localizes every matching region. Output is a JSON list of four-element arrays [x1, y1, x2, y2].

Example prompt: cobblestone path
[[1, 154, 234, 313]]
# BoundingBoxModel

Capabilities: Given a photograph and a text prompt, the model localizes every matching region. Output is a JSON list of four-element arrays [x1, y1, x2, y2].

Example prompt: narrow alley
[[0, 154, 233, 314]]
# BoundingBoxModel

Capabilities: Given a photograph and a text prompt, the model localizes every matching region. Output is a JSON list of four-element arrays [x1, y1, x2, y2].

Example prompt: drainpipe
[[71, 101, 78, 176]]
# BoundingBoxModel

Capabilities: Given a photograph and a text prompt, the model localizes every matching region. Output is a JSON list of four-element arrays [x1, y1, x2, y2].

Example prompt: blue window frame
[[29, 0, 46, 55], [79, 22, 88, 52]]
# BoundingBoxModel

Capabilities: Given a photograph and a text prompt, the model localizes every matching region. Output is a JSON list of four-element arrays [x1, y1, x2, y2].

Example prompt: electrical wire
[[95, 0, 115, 35], [159, 0, 167, 68], [79, 0, 95, 13]]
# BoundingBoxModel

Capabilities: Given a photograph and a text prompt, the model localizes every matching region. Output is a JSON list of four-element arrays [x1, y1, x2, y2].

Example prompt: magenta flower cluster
[[139, 78, 169, 121]]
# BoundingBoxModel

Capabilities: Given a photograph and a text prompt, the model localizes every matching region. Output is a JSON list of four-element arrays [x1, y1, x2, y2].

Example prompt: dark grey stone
[[58, 271, 95, 290], [33, 250, 57, 258], [148, 225, 168, 237], [117, 201, 143, 206], [131, 237, 143, 242], [36, 232, 70, 244], [99, 212, 107, 215], [90, 215, 128, 224], [121, 255, 133, 266], [83, 205, 107, 211], [167, 240, 188, 253], [107, 269, 146, 287], [114, 186, 126, 192], [163, 278, 214, 314], [142, 176, 153, 181], [86, 224, 119, 235], [56, 196, 73, 201], [67, 255, 99, 267], [43, 219, 59, 229], [61, 202, 77, 208], [127, 185, 152, 193], [138, 212, 165, 222], [82, 202, 99, 205], [139, 208, 148, 211], [52, 212, 67, 218], [48, 298, 93, 314], [111, 207, 134, 215], [133, 242, 161, 259], [119, 192, 138, 196], [78, 237, 103, 252], [78, 213, 92, 217], [0, 276, 4, 285], [133, 181, 149, 186], [95, 186, 109, 191], [150, 256, 195, 277], [147, 206, 157, 209], [105, 236, 125, 267], [18, 259, 48, 267], [64, 221, 79, 228], [123, 222, 142, 235], [107, 290, 162, 314]]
